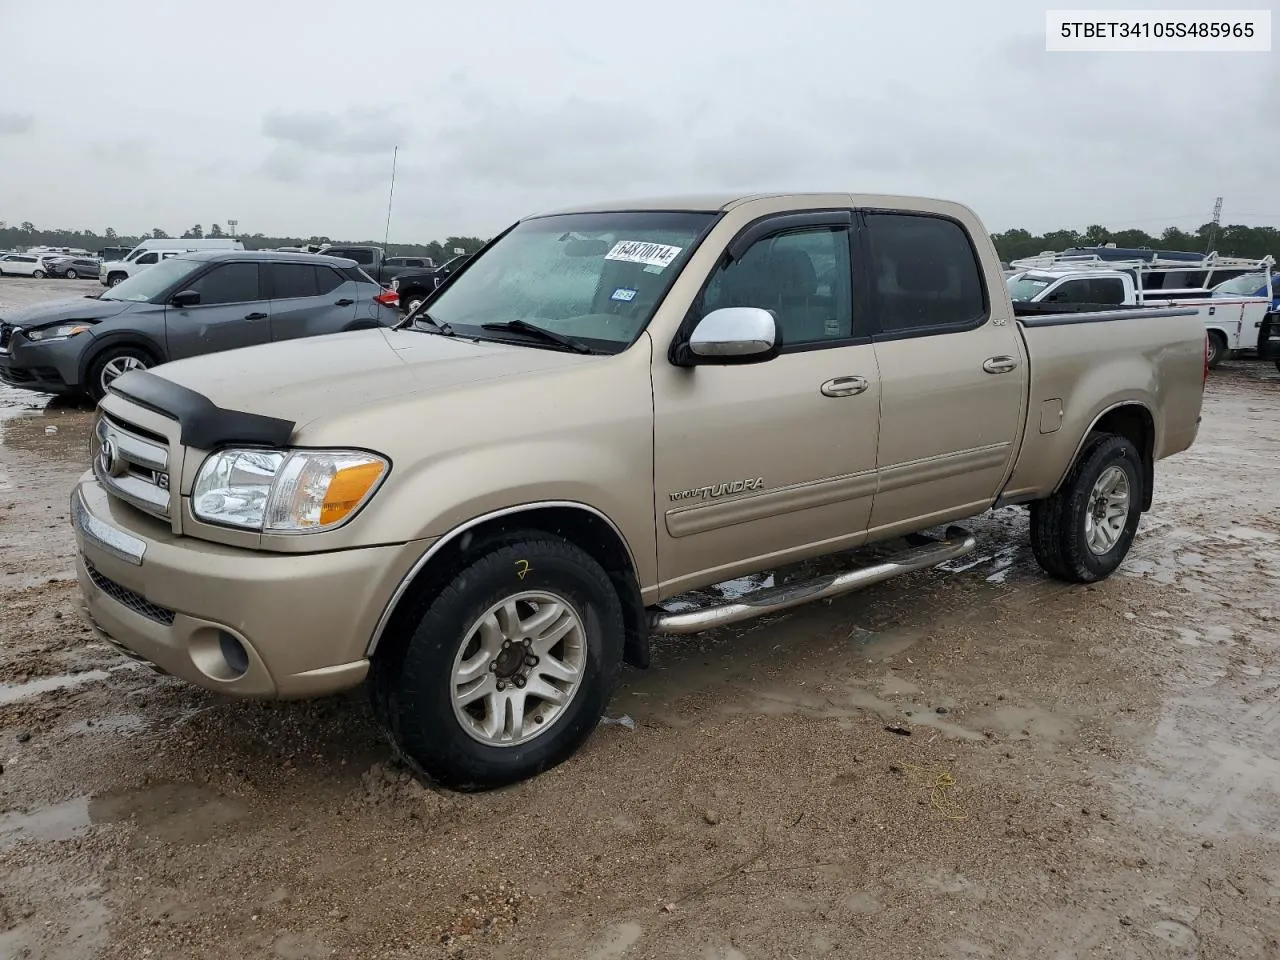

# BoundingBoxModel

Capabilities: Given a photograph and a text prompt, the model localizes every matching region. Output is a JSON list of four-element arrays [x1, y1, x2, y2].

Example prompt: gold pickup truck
[[71, 193, 1209, 789]]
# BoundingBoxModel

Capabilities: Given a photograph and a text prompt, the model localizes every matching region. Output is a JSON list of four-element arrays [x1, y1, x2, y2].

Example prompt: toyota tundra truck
[[70, 192, 1208, 791]]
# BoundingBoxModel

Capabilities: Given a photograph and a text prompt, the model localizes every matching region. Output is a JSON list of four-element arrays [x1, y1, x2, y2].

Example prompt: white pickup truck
[[1008, 266, 1273, 368]]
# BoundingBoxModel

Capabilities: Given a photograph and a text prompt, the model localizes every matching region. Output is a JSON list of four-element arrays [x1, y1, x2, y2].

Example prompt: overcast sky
[[1, 0, 1276, 242]]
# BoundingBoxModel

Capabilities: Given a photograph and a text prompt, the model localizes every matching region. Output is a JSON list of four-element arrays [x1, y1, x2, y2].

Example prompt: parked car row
[[0, 252, 102, 280]]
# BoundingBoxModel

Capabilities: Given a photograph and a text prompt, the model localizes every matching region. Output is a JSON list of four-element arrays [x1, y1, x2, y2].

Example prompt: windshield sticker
[[610, 287, 637, 302], [604, 241, 683, 270]]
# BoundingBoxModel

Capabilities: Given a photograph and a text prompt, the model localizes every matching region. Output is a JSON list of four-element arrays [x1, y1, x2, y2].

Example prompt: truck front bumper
[[71, 477, 430, 699]]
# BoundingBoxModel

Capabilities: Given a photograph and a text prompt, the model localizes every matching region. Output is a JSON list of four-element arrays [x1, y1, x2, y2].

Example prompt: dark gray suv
[[0, 250, 400, 400]]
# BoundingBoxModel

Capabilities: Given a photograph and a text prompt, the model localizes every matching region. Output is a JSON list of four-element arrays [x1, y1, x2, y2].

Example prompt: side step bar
[[648, 526, 977, 635]]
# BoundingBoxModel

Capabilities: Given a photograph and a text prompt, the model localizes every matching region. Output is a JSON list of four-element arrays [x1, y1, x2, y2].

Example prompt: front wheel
[[65, 269, 78, 279], [1029, 433, 1143, 583], [107, 273, 126, 287], [372, 536, 625, 791]]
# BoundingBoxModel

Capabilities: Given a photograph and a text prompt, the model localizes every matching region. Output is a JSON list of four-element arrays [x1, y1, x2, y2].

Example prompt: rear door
[[164, 261, 271, 360], [861, 209, 1028, 537], [266, 261, 357, 340]]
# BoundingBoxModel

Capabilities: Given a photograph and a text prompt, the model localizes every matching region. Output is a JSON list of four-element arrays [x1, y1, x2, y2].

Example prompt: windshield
[[1211, 272, 1268, 297], [102, 257, 201, 302], [422, 211, 716, 351], [1006, 274, 1053, 301]]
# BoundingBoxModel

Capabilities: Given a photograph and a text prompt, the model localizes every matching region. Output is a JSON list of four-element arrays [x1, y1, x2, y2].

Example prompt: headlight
[[192, 448, 389, 533], [26, 323, 92, 341]]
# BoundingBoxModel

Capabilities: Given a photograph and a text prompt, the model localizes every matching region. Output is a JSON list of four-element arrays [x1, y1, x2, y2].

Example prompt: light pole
[[227, 219, 238, 238]]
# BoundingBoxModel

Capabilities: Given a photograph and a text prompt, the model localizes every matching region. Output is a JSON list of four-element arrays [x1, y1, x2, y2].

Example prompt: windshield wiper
[[479, 320, 592, 354]]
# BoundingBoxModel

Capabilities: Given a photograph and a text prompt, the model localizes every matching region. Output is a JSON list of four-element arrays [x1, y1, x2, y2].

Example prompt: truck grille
[[93, 414, 173, 520], [84, 559, 176, 625]]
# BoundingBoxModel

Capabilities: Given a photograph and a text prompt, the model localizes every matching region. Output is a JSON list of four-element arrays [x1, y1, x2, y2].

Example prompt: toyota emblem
[[99, 438, 123, 477]]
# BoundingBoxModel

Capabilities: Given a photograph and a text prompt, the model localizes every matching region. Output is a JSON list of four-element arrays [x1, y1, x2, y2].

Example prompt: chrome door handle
[[820, 376, 869, 397], [982, 356, 1018, 374]]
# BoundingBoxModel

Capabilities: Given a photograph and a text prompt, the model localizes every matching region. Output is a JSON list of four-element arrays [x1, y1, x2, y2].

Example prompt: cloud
[[261, 107, 408, 157], [0, 112, 35, 136]]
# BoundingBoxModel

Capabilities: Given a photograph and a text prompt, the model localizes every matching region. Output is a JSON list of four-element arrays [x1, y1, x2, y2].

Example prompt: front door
[[652, 211, 882, 594], [265, 261, 356, 341], [164, 261, 271, 360], [860, 210, 1028, 537]]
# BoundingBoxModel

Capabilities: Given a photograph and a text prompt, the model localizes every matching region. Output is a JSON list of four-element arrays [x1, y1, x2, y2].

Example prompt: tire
[[107, 273, 126, 287], [65, 269, 78, 280], [86, 345, 154, 401], [400, 288, 427, 314], [1206, 331, 1227, 369], [32, 270, 46, 279], [1029, 433, 1143, 584], [372, 535, 625, 791]]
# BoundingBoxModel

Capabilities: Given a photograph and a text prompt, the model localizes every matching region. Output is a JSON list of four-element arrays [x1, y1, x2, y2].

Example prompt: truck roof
[[533, 192, 974, 217]]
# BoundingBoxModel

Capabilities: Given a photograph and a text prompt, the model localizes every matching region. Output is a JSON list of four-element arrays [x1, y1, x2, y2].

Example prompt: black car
[[390, 255, 473, 313], [0, 250, 400, 400]]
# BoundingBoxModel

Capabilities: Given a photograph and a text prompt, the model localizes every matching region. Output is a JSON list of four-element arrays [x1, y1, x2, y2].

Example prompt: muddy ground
[[1, 275, 1278, 959]]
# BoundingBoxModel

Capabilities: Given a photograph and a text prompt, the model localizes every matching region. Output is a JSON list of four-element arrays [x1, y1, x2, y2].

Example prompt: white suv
[[99, 249, 186, 287], [0, 253, 53, 278]]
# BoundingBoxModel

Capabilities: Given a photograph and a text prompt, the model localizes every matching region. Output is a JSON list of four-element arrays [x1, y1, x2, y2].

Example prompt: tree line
[[0, 221, 487, 264], [2, 218, 1277, 265]]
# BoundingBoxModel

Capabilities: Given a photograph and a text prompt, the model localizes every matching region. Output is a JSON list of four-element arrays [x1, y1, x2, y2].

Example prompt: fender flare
[[365, 500, 643, 660]]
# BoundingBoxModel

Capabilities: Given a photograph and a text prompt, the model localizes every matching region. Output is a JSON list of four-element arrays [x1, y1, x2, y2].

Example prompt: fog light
[[190, 627, 251, 681], [218, 631, 249, 677]]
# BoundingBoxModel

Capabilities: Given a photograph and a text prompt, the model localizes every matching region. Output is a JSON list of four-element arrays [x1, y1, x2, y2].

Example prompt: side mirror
[[171, 289, 200, 308], [684, 307, 780, 364]]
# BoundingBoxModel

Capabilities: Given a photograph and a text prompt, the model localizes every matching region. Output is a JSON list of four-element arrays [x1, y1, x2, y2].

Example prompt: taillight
[[1203, 333, 1210, 388], [374, 291, 398, 307]]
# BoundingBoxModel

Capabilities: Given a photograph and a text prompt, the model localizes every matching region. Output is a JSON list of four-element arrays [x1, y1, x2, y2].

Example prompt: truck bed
[[997, 305, 1205, 503]]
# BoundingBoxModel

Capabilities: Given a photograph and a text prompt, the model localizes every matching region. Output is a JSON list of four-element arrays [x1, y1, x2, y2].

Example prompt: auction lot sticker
[[605, 241, 683, 270]]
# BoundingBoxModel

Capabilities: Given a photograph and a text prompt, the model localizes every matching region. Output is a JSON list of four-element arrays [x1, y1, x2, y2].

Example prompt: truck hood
[[146, 327, 594, 428], [3, 296, 132, 329]]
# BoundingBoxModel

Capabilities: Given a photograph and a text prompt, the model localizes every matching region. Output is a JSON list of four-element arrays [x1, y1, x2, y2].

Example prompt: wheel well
[[81, 338, 163, 383], [1089, 404, 1155, 510], [1207, 329, 1227, 345], [373, 506, 649, 672], [399, 286, 428, 303]]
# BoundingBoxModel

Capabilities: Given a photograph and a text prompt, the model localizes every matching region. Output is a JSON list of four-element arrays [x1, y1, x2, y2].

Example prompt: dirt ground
[[1, 275, 1279, 960]]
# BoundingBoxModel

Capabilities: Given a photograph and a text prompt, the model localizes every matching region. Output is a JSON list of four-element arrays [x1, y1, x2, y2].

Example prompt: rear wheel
[[32, 269, 46, 279], [1029, 433, 1143, 583], [1206, 331, 1227, 369], [371, 535, 624, 791], [87, 346, 154, 401]]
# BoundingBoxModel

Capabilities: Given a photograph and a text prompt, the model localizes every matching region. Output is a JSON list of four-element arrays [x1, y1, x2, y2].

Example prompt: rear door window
[[863, 213, 988, 335], [272, 262, 320, 299]]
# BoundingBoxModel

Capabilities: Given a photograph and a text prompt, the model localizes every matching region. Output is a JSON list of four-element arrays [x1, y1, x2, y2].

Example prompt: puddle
[[0, 669, 111, 705], [0, 797, 91, 852], [90, 782, 250, 845], [587, 921, 644, 959], [879, 673, 920, 697], [0, 782, 250, 852]]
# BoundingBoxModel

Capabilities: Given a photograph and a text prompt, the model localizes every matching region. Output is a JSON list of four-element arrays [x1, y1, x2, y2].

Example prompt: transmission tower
[[1205, 197, 1222, 253]]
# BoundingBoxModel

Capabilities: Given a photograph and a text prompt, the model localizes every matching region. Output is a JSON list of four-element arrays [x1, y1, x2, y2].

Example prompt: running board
[[647, 526, 977, 635]]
